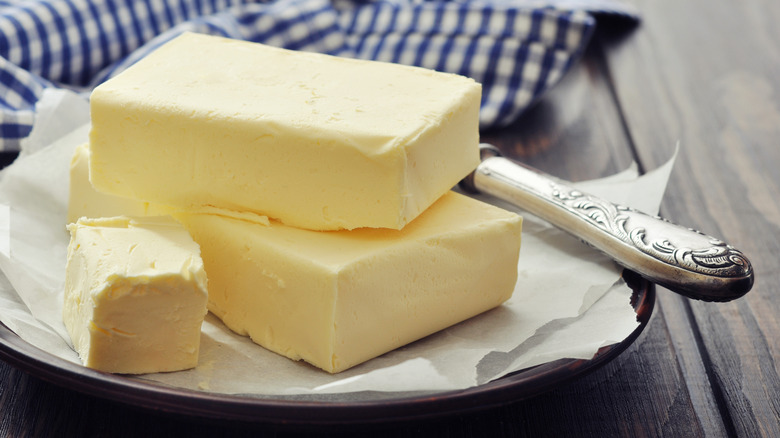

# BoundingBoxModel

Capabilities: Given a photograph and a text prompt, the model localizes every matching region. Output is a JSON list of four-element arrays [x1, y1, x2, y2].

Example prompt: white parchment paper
[[0, 89, 675, 398]]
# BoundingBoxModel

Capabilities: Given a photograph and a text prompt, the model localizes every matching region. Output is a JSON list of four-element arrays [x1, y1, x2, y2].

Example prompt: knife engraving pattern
[[550, 185, 752, 279]]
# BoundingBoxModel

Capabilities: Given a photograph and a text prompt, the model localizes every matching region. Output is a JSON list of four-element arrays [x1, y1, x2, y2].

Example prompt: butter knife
[[460, 144, 754, 302]]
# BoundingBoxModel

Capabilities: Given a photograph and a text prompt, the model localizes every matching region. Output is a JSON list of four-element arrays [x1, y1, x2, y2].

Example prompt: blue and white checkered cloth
[[0, 0, 638, 152]]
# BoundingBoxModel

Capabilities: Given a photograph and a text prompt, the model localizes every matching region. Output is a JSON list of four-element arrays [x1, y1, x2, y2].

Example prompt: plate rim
[[0, 270, 654, 427]]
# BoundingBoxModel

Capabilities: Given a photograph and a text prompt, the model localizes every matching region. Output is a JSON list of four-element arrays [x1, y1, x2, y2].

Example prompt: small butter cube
[[175, 192, 521, 373], [89, 32, 481, 231], [64, 216, 208, 374]]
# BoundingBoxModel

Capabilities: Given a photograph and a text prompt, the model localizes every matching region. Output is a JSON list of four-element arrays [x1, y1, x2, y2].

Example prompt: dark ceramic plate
[[0, 270, 653, 427]]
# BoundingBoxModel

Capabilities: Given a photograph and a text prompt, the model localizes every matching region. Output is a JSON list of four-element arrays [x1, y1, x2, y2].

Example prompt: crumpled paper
[[0, 89, 674, 398]]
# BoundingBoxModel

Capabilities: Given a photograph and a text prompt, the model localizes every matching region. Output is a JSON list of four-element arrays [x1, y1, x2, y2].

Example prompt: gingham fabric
[[0, 0, 638, 152]]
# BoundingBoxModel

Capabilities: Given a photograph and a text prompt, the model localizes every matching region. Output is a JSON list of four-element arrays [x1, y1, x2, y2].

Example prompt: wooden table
[[1, 0, 778, 436]]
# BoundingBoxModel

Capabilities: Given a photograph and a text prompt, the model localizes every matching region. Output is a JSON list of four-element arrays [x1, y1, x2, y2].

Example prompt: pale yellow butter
[[89, 32, 482, 231], [175, 192, 522, 373], [67, 143, 159, 224], [69, 142, 522, 373], [64, 216, 208, 374]]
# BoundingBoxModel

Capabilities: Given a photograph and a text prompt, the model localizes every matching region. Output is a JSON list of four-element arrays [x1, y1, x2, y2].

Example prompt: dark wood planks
[[481, 32, 728, 438], [483, 32, 727, 437], [601, 0, 780, 436]]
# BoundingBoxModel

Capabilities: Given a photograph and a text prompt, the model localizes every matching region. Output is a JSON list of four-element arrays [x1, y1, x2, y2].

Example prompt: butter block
[[67, 143, 161, 223], [175, 192, 521, 373], [68, 144, 522, 373], [64, 216, 209, 374], [89, 32, 482, 231]]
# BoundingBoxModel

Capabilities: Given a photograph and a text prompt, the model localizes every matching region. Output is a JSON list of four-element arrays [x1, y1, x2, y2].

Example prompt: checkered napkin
[[0, 0, 638, 152]]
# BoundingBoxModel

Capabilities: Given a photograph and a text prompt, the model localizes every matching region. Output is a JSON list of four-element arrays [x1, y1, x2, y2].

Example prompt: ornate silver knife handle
[[461, 144, 754, 302]]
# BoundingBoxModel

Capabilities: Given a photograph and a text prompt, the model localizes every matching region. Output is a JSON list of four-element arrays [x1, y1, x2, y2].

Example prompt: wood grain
[[479, 37, 728, 438], [602, 0, 780, 436]]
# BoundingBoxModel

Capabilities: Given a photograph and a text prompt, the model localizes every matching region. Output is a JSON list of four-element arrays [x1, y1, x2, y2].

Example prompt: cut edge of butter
[[63, 215, 209, 374]]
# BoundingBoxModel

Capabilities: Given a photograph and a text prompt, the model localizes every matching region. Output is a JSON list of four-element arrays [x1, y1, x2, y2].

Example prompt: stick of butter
[[64, 216, 209, 374], [174, 192, 522, 373], [88, 32, 482, 231]]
